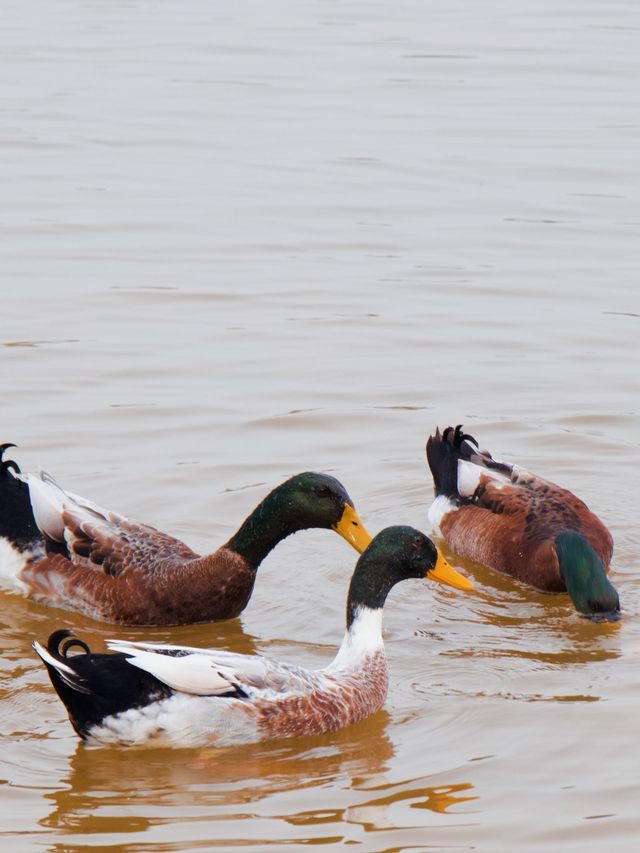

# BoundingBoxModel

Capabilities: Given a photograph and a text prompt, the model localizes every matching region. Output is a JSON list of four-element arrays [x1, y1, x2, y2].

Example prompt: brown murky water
[[2, 1, 640, 850]]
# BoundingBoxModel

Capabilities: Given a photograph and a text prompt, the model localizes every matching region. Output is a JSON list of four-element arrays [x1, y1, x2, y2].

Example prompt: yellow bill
[[333, 503, 372, 554], [426, 549, 474, 591]]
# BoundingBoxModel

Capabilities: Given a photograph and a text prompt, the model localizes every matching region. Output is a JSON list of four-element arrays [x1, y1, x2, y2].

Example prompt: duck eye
[[315, 485, 332, 497], [412, 535, 423, 549]]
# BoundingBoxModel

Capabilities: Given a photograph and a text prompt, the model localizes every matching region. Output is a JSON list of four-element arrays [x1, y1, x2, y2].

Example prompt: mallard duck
[[426, 425, 620, 618], [33, 525, 473, 746], [0, 444, 371, 625]]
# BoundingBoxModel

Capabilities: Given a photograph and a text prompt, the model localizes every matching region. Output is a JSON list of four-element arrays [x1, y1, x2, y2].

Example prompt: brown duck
[[426, 426, 619, 617], [0, 445, 371, 625]]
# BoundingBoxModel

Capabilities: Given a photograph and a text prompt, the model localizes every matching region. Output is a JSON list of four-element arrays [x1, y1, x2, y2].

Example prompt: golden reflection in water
[[283, 780, 476, 833], [41, 713, 395, 836]]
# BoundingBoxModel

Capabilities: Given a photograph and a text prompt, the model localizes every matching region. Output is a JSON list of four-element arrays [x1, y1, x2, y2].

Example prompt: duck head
[[226, 471, 371, 569], [555, 532, 620, 620]]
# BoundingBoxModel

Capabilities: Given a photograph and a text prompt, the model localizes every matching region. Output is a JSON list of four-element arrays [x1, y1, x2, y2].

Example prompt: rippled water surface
[[2, 1, 640, 850]]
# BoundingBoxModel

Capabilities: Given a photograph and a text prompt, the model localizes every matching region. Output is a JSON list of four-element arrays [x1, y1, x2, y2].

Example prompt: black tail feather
[[46, 628, 92, 660], [426, 424, 482, 497], [0, 443, 42, 551], [0, 443, 19, 475], [36, 630, 175, 740]]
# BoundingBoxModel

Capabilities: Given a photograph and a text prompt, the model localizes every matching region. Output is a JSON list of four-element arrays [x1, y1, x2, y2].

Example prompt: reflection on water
[[42, 714, 397, 846], [3, 0, 640, 849], [285, 779, 477, 834], [40, 712, 484, 849]]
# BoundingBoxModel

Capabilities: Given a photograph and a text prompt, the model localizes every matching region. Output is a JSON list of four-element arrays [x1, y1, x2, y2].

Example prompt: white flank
[[428, 495, 457, 537], [0, 538, 30, 592], [88, 693, 259, 747]]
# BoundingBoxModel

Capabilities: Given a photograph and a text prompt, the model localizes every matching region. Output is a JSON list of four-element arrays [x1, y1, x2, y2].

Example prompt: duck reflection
[[41, 711, 395, 834]]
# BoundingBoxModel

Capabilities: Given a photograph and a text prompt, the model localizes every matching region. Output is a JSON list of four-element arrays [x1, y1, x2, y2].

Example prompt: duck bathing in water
[[426, 426, 620, 619]]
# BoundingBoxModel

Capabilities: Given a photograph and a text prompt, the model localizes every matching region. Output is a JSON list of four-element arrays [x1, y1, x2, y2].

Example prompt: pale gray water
[[1, 1, 640, 850]]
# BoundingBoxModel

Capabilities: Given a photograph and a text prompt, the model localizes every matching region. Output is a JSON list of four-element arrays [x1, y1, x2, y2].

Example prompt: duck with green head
[[33, 525, 474, 747], [426, 425, 620, 619], [0, 448, 372, 625]]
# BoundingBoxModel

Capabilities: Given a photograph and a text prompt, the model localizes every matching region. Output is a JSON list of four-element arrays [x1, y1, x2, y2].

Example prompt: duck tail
[[0, 443, 42, 551], [33, 630, 93, 695], [426, 425, 479, 497], [34, 630, 174, 740]]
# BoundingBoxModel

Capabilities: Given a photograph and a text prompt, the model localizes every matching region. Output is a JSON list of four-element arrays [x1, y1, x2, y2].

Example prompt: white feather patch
[[428, 495, 457, 537], [330, 606, 383, 671], [456, 460, 485, 497], [114, 646, 241, 696], [87, 693, 259, 747], [0, 538, 30, 592], [108, 640, 272, 688], [26, 469, 121, 547], [26, 471, 69, 542]]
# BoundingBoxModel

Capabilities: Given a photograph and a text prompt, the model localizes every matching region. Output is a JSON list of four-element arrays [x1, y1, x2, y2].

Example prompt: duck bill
[[333, 504, 372, 554], [426, 550, 474, 591]]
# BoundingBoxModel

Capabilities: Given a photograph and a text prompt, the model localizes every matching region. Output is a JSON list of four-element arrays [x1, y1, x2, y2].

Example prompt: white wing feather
[[108, 639, 316, 697], [26, 469, 123, 543], [118, 648, 241, 696], [25, 471, 69, 542]]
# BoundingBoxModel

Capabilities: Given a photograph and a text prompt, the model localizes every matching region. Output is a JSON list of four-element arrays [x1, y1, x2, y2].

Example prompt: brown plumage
[[3, 465, 371, 626], [20, 543, 253, 626], [254, 652, 388, 740], [426, 426, 619, 616]]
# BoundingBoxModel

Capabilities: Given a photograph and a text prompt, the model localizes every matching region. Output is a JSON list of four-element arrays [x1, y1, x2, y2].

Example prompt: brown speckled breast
[[254, 652, 389, 740]]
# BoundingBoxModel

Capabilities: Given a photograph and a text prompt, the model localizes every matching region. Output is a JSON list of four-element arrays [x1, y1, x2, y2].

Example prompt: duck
[[0, 443, 371, 625], [426, 425, 620, 618], [33, 525, 473, 746]]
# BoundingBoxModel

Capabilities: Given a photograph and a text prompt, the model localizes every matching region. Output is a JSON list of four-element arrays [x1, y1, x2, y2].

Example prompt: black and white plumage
[[33, 526, 473, 747]]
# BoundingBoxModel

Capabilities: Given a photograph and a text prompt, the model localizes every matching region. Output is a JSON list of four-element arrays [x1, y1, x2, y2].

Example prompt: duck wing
[[106, 639, 323, 698], [26, 470, 198, 576], [18, 471, 205, 623]]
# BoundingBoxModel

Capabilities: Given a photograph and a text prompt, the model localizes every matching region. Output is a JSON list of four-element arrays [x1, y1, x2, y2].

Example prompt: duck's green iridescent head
[[346, 525, 473, 627], [226, 471, 371, 569], [555, 532, 620, 619]]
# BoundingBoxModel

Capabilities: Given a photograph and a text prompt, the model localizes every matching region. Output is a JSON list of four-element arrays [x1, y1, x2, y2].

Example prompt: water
[[1, 0, 639, 850]]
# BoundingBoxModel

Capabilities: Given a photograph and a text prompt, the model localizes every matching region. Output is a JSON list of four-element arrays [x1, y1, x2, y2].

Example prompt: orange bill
[[426, 549, 474, 591], [333, 504, 372, 554]]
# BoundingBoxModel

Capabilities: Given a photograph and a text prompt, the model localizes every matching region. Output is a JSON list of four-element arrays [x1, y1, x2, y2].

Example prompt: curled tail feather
[[426, 425, 479, 498]]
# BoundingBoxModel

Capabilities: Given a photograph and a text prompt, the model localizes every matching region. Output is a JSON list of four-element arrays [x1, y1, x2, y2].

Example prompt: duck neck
[[345, 553, 401, 630], [225, 490, 299, 571], [331, 605, 385, 670]]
